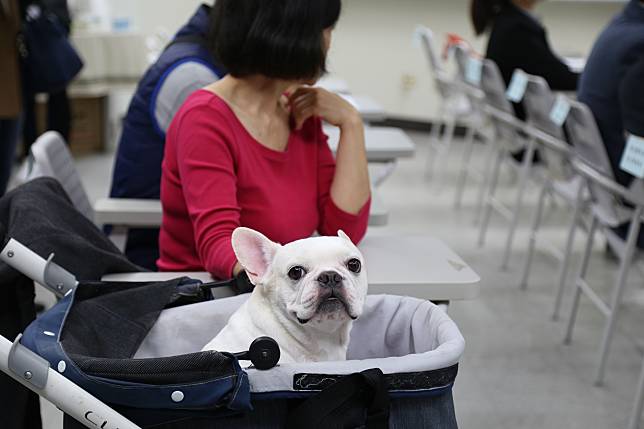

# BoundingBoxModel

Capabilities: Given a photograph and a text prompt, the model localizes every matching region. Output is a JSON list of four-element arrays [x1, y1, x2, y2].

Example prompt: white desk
[[340, 94, 387, 122], [317, 76, 351, 94], [102, 235, 480, 301], [325, 126, 416, 163], [95, 191, 388, 228]]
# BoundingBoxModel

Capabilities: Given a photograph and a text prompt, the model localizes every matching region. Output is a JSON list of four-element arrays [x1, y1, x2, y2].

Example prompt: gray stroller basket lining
[[135, 294, 465, 394]]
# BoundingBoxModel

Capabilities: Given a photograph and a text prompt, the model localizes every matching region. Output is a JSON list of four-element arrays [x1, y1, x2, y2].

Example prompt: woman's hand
[[288, 87, 362, 131]]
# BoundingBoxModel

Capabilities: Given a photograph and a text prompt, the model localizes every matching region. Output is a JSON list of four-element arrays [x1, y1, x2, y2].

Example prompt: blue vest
[[108, 5, 223, 269], [110, 5, 222, 200]]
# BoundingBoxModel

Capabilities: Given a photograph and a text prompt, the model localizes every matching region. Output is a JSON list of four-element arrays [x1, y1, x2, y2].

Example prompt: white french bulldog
[[202, 227, 368, 364]]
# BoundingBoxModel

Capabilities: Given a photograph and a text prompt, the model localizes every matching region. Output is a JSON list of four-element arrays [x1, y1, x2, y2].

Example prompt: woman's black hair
[[470, 0, 511, 36], [209, 0, 342, 80]]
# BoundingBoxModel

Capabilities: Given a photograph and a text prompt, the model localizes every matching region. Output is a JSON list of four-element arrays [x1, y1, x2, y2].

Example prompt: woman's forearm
[[330, 115, 371, 214]]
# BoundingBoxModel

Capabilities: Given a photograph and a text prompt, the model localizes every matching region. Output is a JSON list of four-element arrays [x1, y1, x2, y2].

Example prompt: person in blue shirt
[[109, 3, 225, 270], [578, 0, 644, 188], [578, 0, 644, 249]]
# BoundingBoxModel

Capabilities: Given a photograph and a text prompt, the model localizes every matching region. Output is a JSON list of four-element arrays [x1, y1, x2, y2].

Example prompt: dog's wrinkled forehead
[[274, 235, 362, 268]]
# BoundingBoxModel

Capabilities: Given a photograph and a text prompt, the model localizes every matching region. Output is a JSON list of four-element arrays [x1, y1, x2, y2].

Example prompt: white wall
[[118, 0, 624, 121]]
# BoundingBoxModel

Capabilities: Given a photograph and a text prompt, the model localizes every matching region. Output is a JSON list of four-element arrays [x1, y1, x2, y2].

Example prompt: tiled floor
[[36, 130, 644, 428]]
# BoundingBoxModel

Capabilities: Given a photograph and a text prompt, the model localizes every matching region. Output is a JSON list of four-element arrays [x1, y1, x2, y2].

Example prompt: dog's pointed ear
[[232, 227, 281, 285], [337, 230, 354, 245]]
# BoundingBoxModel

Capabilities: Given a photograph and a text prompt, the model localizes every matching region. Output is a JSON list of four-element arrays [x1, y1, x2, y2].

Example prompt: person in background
[[620, 54, 644, 141], [109, 3, 225, 270], [578, 0, 644, 188], [470, 0, 579, 120], [158, 0, 371, 280], [0, 5, 42, 429], [20, 0, 73, 153], [613, 53, 644, 249], [578, 0, 644, 249], [0, 0, 23, 198]]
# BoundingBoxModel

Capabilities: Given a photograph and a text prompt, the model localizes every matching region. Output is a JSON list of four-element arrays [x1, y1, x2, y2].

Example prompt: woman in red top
[[158, 0, 371, 280]]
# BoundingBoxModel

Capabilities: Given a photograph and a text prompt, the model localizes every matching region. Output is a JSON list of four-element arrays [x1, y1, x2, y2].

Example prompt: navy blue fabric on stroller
[[1, 241, 465, 428]]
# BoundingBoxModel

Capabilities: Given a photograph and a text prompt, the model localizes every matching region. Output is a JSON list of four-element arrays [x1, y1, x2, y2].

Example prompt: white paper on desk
[[620, 135, 644, 179], [549, 95, 572, 127], [465, 57, 483, 85], [506, 70, 528, 103]]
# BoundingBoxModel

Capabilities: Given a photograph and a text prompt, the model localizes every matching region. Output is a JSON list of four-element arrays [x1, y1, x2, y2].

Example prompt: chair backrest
[[565, 101, 622, 222], [28, 131, 94, 221], [523, 75, 563, 139], [417, 26, 442, 75], [522, 75, 572, 178], [417, 26, 454, 100], [480, 59, 513, 115], [452, 44, 470, 83], [479, 59, 522, 148]]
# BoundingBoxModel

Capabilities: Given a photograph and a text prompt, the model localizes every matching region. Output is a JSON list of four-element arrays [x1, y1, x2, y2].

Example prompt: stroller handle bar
[[0, 334, 140, 429], [1, 238, 78, 297]]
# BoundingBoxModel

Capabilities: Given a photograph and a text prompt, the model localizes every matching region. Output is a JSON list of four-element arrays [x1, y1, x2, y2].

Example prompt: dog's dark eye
[[347, 259, 362, 274], [288, 266, 306, 281]]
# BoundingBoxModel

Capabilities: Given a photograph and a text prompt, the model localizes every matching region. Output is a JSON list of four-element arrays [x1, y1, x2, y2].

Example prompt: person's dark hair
[[470, 0, 510, 36], [209, 0, 342, 80]]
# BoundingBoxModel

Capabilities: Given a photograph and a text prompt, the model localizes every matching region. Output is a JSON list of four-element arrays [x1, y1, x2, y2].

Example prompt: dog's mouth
[[296, 292, 357, 325]]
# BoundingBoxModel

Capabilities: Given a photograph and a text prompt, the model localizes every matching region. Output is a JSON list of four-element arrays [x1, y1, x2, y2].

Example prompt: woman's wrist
[[339, 110, 363, 131]]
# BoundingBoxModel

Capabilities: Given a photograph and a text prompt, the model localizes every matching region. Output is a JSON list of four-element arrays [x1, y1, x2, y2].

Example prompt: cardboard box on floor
[[36, 88, 108, 156]]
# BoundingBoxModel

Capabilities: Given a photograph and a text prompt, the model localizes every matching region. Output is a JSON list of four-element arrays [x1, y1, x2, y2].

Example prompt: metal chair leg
[[553, 183, 586, 321], [474, 140, 496, 225], [519, 179, 550, 290], [564, 216, 598, 345], [426, 104, 446, 180], [478, 148, 504, 247], [454, 126, 477, 210], [501, 137, 537, 270], [628, 354, 644, 429], [433, 118, 456, 181], [595, 207, 643, 386]]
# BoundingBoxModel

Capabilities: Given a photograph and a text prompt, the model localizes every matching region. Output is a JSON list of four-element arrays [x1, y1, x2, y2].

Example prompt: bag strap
[[286, 368, 390, 429]]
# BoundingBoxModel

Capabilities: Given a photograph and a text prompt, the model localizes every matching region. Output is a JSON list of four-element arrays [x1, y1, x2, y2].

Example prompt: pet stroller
[[0, 238, 465, 429]]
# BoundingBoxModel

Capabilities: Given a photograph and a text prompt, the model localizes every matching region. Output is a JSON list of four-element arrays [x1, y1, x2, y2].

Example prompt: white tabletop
[[317, 76, 351, 94], [103, 235, 480, 301], [340, 94, 387, 122], [325, 126, 416, 162], [95, 191, 388, 227]]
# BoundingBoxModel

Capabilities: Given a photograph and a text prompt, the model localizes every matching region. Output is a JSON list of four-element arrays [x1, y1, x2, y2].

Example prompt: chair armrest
[[484, 104, 572, 158], [484, 105, 525, 130], [529, 126, 572, 158], [94, 198, 162, 227], [572, 160, 644, 207]]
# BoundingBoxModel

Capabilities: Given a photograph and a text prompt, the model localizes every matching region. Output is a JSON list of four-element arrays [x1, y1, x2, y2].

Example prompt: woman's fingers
[[292, 104, 317, 130]]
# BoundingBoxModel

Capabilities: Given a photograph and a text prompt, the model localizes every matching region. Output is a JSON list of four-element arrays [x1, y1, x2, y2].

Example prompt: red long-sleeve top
[[157, 90, 371, 279]]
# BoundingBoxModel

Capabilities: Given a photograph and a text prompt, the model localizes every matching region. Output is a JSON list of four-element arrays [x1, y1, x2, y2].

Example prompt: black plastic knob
[[234, 337, 280, 370]]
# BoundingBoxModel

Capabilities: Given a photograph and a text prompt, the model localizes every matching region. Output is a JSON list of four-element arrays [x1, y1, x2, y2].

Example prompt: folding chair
[[21, 131, 163, 249], [518, 77, 590, 319], [417, 27, 474, 180], [562, 103, 644, 386], [448, 45, 492, 211], [477, 64, 539, 269]]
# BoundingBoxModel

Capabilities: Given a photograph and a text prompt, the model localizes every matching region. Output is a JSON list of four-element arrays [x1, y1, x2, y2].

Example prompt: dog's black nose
[[317, 271, 343, 288]]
